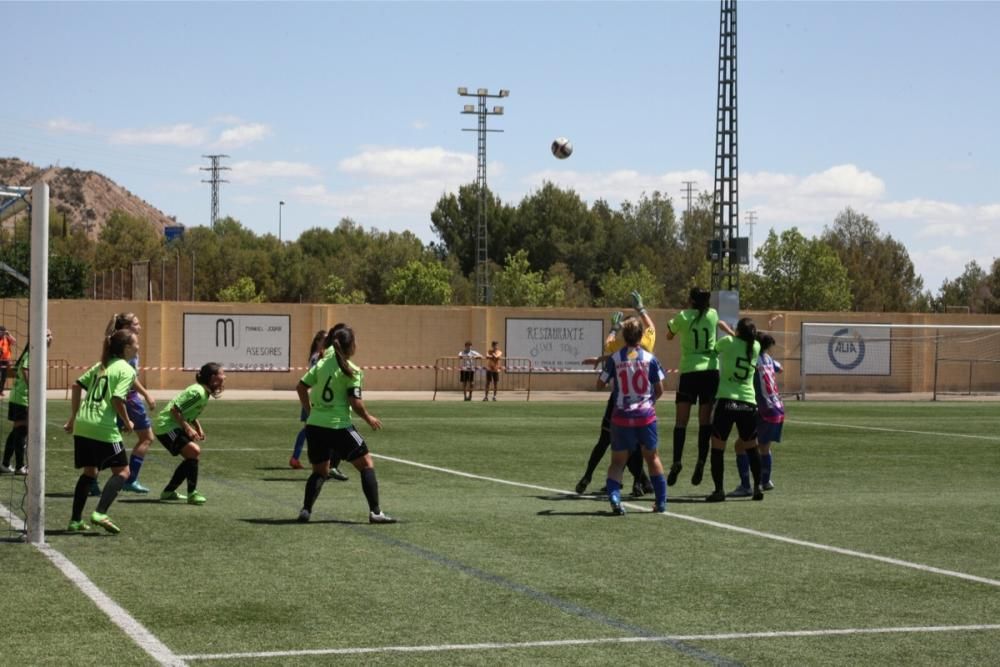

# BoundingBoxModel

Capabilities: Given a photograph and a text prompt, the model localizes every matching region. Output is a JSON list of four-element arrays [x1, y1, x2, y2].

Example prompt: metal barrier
[[433, 356, 532, 401], [47, 358, 71, 398]]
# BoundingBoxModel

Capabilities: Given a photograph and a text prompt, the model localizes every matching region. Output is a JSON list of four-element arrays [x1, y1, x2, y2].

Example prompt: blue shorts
[[757, 419, 783, 445], [117, 394, 151, 431], [610, 422, 658, 453]]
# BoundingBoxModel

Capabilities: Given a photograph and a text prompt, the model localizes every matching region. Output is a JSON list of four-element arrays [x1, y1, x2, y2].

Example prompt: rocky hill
[[0, 157, 179, 239]]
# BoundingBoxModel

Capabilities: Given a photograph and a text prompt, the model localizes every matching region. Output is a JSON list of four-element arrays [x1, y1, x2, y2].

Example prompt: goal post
[[27, 182, 49, 544], [800, 322, 1000, 400]]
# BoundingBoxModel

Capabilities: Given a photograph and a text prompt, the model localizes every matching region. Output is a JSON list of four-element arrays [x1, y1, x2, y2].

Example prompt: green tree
[[594, 265, 662, 308], [217, 276, 265, 303], [95, 210, 164, 270], [430, 183, 511, 276], [934, 261, 991, 313], [385, 260, 453, 305], [322, 274, 366, 304], [751, 228, 852, 311], [822, 208, 925, 312], [493, 249, 563, 307]]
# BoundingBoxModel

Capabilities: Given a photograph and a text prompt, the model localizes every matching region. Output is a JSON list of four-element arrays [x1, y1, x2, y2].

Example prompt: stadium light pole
[[278, 200, 285, 242], [458, 87, 508, 305]]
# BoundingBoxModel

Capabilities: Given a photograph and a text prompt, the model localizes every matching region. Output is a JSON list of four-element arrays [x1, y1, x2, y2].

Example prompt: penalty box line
[[373, 453, 1000, 590], [179, 623, 1000, 661]]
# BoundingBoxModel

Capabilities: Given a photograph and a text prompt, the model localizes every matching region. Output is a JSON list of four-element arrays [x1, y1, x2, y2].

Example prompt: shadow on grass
[[239, 517, 361, 526], [536, 508, 626, 517]]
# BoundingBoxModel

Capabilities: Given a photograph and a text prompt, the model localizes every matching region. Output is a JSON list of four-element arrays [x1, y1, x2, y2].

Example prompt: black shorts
[[157, 429, 194, 457], [305, 424, 369, 465], [74, 435, 127, 470], [7, 402, 27, 422], [600, 394, 614, 432], [712, 400, 758, 442], [676, 370, 720, 405], [485, 370, 499, 383], [460, 370, 474, 383]]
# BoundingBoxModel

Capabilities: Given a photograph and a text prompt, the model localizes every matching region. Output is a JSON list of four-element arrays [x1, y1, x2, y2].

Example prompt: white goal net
[[795, 323, 1000, 400]]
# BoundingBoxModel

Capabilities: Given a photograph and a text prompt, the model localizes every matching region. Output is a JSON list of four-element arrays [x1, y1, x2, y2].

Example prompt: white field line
[[180, 624, 1000, 661], [791, 419, 1000, 442], [0, 502, 187, 667], [374, 453, 1000, 589]]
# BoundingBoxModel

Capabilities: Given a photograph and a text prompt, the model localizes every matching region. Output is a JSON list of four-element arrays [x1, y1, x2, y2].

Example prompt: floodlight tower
[[710, 0, 748, 293], [459, 87, 508, 305], [201, 154, 230, 229]]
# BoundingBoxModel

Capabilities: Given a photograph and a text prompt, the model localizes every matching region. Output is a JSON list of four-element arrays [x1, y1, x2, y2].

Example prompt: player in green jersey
[[706, 317, 764, 503], [153, 362, 225, 505], [63, 330, 138, 534], [295, 325, 396, 524], [665, 288, 735, 487], [1, 330, 51, 474]]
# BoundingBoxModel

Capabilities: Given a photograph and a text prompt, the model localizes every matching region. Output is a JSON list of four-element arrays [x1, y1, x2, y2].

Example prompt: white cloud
[[797, 164, 885, 198], [525, 168, 709, 203], [214, 123, 271, 149], [338, 146, 472, 179], [875, 198, 964, 220], [227, 160, 322, 184], [110, 124, 208, 147], [46, 118, 95, 134], [411, 120, 429, 130]]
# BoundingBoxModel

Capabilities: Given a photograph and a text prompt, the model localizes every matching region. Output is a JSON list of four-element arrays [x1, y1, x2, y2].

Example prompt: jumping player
[[665, 288, 735, 487]]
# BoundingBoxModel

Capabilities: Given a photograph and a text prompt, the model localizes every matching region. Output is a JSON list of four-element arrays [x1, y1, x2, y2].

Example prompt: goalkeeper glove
[[610, 311, 624, 333], [630, 290, 646, 313]]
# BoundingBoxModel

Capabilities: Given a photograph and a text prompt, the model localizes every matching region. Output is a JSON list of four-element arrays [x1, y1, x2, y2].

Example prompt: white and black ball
[[551, 137, 573, 159]]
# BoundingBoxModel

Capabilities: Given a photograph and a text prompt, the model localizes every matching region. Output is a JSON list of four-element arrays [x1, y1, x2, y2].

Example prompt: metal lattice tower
[[459, 87, 508, 305], [200, 154, 230, 228], [712, 0, 739, 291]]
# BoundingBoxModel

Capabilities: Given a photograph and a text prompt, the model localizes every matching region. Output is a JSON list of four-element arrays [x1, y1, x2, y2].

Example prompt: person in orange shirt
[[483, 341, 502, 401], [0, 327, 16, 397]]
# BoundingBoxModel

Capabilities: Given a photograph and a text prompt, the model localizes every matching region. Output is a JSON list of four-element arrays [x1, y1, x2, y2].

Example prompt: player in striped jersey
[[575, 292, 654, 498], [104, 312, 158, 495], [63, 330, 138, 534], [153, 363, 226, 505], [596, 317, 667, 515], [730, 333, 784, 496]]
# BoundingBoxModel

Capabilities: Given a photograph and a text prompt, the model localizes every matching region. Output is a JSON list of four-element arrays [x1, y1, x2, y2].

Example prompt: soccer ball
[[551, 137, 573, 159]]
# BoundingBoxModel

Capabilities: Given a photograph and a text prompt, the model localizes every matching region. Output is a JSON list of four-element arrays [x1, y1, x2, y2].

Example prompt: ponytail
[[105, 312, 136, 336], [329, 326, 356, 378], [736, 317, 757, 360], [689, 288, 711, 322], [102, 330, 135, 367]]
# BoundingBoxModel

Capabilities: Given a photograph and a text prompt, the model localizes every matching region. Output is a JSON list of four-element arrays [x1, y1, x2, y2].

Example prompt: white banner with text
[[505, 318, 604, 372], [183, 313, 291, 371]]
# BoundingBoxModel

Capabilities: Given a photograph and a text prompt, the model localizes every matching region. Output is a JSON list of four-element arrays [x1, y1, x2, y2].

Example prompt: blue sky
[[3, 1, 998, 294]]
